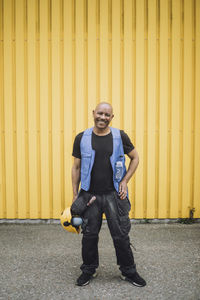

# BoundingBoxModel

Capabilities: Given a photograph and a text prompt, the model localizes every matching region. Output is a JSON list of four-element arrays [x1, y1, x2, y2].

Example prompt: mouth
[[97, 119, 106, 123], [97, 120, 107, 126]]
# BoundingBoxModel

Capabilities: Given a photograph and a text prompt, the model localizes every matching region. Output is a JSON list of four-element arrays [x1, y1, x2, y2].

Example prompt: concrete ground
[[0, 223, 200, 300]]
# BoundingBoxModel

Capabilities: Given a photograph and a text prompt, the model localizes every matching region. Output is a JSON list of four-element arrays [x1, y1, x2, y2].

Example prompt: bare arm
[[118, 148, 139, 200], [71, 157, 81, 202]]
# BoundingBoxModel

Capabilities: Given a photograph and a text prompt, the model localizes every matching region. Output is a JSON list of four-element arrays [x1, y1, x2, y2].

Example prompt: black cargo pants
[[80, 190, 136, 277]]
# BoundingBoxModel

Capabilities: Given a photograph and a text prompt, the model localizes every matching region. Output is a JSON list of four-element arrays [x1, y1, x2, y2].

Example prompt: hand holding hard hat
[[60, 194, 96, 234]]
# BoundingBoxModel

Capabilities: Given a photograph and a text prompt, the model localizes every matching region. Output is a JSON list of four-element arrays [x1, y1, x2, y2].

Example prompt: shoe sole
[[120, 274, 146, 287], [76, 272, 98, 286]]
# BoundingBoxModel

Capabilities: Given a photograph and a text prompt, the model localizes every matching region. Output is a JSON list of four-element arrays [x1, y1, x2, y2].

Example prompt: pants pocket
[[119, 215, 131, 236], [81, 218, 89, 234], [116, 195, 131, 216]]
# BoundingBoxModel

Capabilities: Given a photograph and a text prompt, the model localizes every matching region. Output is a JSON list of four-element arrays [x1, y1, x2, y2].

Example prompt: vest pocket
[[81, 153, 91, 175]]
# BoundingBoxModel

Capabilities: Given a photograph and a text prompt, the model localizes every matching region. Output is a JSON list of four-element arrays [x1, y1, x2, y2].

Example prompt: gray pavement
[[0, 223, 200, 300]]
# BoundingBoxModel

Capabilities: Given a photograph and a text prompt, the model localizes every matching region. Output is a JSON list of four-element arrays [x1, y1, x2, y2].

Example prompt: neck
[[93, 126, 111, 136]]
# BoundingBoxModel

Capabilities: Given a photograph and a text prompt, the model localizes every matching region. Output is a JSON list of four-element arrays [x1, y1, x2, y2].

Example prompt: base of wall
[[0, 218, 200, 224]]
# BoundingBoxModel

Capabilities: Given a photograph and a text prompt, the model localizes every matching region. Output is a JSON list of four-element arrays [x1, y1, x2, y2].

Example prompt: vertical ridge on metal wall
[[191, 0, 195, 218], [120, 0, 124, 129], [84, 0, 88, 129], [155, 0, 160, 219], [168, 0, 172, 219], [60, 0, 65, 214], [108, 0, 112, 104], [179, 0, 184, 218], [0, 0, 6, 218], [144, 0, 148, 218], [36, 0, 41, 219], [0, 0, 200, 219], [24, 0, 29, 218], [194, 0, 200, 220], [96, 0, 100, 103]]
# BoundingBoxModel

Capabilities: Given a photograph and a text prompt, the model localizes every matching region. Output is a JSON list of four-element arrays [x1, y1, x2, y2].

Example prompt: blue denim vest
[[80, 127, 127, 192]]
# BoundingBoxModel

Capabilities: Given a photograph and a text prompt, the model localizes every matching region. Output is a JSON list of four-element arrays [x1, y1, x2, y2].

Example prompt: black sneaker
[[120, 271, 146, 287], [76, 272, 97, 286]]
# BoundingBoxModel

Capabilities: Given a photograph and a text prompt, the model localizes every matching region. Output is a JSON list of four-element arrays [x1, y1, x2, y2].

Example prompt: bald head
[[94, 102, 113, 114]]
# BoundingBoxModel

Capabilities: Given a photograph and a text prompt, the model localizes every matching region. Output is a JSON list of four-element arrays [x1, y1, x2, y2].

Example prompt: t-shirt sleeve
[[72, 132, 84, 159], [120, 130, 135, 155]]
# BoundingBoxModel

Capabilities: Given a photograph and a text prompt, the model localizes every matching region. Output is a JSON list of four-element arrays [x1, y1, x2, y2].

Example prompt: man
[[72, 102, 146, 287]]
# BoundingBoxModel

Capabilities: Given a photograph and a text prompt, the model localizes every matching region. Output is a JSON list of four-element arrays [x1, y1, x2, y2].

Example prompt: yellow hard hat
[[60, 207, 81, 234]]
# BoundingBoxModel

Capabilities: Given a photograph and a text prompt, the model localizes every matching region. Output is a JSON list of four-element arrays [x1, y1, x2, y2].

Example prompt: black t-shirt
[[72, 130, 134, 194]]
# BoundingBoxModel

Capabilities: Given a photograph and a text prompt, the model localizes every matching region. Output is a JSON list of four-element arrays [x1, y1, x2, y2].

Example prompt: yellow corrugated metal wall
[[0, 0, 200, 219]]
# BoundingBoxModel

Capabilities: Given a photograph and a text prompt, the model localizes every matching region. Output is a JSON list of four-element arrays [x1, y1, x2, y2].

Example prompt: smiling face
[[93, 103, 114, 132]]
